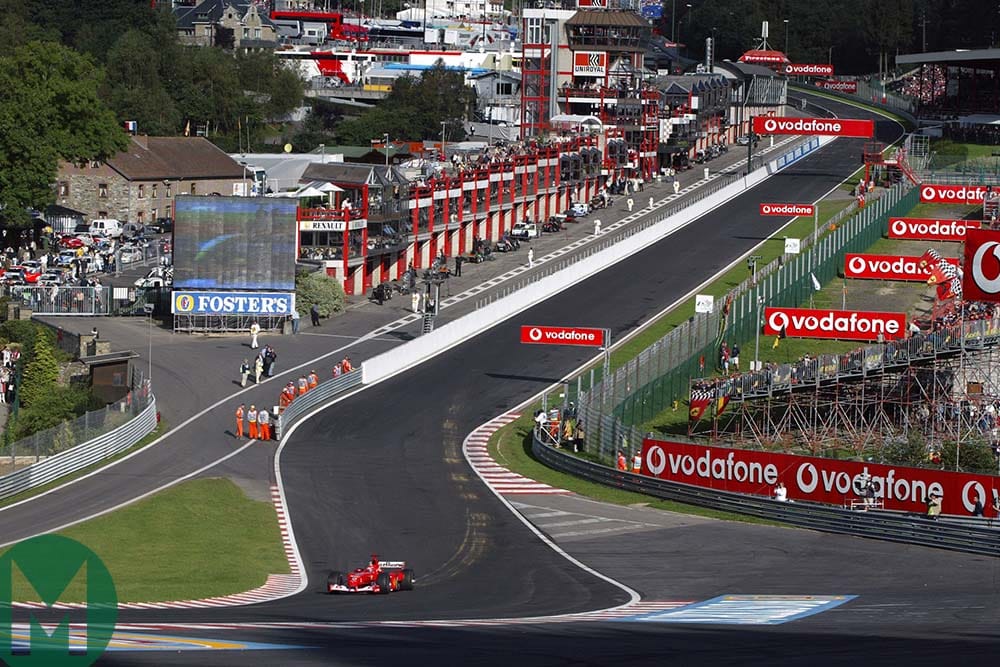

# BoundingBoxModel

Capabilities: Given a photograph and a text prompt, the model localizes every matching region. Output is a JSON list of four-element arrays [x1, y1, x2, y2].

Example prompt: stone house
[[175, 0, 278, 50], [55, 136, 248, 224]]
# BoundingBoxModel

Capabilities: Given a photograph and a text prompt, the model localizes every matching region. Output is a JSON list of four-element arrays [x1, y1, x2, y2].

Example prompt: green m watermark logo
[[0, 535, 117, 666]]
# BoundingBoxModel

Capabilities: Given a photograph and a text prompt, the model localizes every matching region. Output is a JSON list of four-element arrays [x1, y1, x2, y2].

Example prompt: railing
[[533, 434, 1000, 557], [274, 370, 363, 440], [0, 385, 156, 501]]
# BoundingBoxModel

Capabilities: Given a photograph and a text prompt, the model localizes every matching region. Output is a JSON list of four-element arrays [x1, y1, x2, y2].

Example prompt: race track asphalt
[[110, 93, 908, 629]]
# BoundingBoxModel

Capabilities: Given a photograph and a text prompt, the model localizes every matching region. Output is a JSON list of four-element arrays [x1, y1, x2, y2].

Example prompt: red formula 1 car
[[327, 554, 415, 594]]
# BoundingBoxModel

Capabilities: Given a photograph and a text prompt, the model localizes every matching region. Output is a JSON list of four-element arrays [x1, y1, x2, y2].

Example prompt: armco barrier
[[533, 435, 1000, 556], [274, 370, 363, 440], [362, 137, 832, 386], [0, 396, 158, 501]]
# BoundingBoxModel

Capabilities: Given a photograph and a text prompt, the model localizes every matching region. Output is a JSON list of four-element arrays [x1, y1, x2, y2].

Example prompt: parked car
[[736, 134, 751, 146], [568, 202, 590, 217], [149, 217, 174, 234], [121, 222, 144, 239], [59, 235, 85, 249], [37, 270, 68, 286], [510, 221, 540, 240], [89, 219, 123, 239], [56, 249, 78, 266], [119, 247, 144, 264]]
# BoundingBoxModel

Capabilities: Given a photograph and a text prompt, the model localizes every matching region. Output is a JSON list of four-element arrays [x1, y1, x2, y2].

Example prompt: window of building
[[526, 17, 542, 44], [98, 183, 109, 198], [137, 211, 145, 222], [98, 211, 108, 218], [58, 182, 69, 197], [190, 183, 197, 195], [152, 208, 157, 220], [152, 184, 158, 198], [90, 160, 102, 169], [166, 184, 172, 198], [496, 82, 513, 96], [254, 27, 261, 39], [243, 28, 250, 38], [138, 184, 145, 199]]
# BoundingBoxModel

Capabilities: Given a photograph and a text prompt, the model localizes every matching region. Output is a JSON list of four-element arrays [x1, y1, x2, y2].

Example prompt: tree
[[0, 42, 128, 230], [295, 270, 346, 318], [19, 330, 59, 409], [882, 430, 930, 467], [104, 29, 181, 136], [236, 51, 305, 121], [940, 438, 997, 475]]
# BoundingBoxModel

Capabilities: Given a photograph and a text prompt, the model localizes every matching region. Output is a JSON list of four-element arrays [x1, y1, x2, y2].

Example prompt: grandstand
[[895, 48, 1000, 122]]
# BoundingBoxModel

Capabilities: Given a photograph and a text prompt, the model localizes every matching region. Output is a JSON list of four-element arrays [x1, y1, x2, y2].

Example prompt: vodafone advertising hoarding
[[520, 325, 606, 347], [763, 307, 906, 341], [752, 116, 874, 138], [759, 203, 816, 217], [887, 217, 981, 242], [784, 63, 834, 77], [641, 439, 1000, 517], [920, 184, 993, 205], [963, 228, 1000, 302], [844, 253, 960, 282], [817, 79, 858, 94]]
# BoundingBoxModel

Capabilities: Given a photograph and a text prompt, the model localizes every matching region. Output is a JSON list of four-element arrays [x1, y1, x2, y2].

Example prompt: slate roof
[[175, 0, 276, 30], [106, 137, 245, 181], [565, 10, 648, 28]]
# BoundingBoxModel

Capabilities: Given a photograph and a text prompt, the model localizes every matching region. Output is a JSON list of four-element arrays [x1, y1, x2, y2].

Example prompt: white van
[[89, 219, 123, 238]]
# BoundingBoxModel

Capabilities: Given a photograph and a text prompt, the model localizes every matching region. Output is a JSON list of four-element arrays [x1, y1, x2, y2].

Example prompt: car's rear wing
[[378, 560, 406, 569]]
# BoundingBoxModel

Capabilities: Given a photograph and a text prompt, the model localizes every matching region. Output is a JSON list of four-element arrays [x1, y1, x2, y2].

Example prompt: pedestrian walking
[[249, 321, 260, 349], [593, 219, 601, 236], [258, 408, 270, 441], [454, 254, 463, 277], [235, 404, 245, 439], [265, 345, 277, 377], [247, 405, 258, 440], [239, 358, 250, 387], [627, 197, 634, 212], [310, 304, 321, 327], [411, 291, 421, 313], [673, 180, 680, 195], [290, 309, 300, 334], [527, 247, 534, 268], [649, 196, 654, 209], [254, 356, 264, 384]]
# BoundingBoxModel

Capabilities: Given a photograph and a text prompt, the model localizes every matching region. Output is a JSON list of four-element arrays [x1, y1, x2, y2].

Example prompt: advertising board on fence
[[887, 217, 981, 241], [171, 291, 295, 315], [963, 228, 1000, 302], [817, 79, 858, 93], [759, 203, 815, 217], [763, 306, 906, 341], [641, 439, 1000, 517], [520, 325, 607, 347], [844, 253, 960, 281], [920, 184, 994, 205], [752, 116, 873, 138], [785, 63, 834, 76]]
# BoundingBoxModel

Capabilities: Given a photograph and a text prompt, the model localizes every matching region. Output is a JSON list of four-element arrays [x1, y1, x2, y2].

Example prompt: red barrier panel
[[641, 439, 999, 517]]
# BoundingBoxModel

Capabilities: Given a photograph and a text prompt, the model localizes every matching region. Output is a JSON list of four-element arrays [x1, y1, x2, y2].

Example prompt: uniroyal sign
[[919, 184, 993, 205], [752, 116, 873, 138], [572, 51, 608, 77], [763, 307, 906, 341], [817, 79, 858, 93], [844, 253, 960, 282], [520, 325, 606, 347], [640, 439, 1000, 517], [887, 217, 981, 241], [759, 203, 815, 217], [963, 228, 1000, 302], [784, 63, 834, 76]]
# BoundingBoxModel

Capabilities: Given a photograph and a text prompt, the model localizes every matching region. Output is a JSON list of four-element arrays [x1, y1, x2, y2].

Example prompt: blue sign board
[[171, 291, 296, 316]]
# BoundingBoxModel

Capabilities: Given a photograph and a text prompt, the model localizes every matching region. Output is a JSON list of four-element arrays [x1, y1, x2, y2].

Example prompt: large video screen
[[173, 196, 297, 291]]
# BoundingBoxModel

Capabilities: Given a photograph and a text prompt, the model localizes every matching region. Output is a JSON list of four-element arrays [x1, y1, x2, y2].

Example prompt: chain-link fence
[[3, 379, 153, 469], [572, 182, 918, 462]]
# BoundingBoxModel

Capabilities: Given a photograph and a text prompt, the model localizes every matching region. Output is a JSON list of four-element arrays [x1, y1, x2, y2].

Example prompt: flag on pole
[[811, 272, 821, 292], [772, 325, 786, 349]]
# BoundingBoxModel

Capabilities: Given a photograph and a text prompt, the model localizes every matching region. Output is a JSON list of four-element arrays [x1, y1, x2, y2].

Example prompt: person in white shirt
[[774, 482, 788, 502]]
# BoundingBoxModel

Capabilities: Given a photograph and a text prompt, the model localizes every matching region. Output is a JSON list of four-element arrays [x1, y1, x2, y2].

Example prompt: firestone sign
[[752, 116, 874, 138], [844, 253, 960, 282], [920, 184, 993, 205], [763, 306, 906, 341], [520, 325, 606, 347], [784, 63, 834, 76], [759, 203, 815, 217], [641, 438, 1000, 517], [887, 217, 981, 242]]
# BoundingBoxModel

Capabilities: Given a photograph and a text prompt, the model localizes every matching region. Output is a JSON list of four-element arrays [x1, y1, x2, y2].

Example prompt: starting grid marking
[[620, 595, 858, 625], [464, 415, 571, 495]]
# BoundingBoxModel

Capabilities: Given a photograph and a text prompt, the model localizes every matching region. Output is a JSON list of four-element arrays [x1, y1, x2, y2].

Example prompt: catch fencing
[[4, 286, 171, 316], [573, 182, 919, 461], [0, 382, 156, 500], [273, 370, 363, 440]]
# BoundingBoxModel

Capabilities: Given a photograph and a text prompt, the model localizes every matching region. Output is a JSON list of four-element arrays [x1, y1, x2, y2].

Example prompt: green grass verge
[[928, 139, 1000, 171], [788, 85, 914, 129], [489, 414, 778, 526], [7, 478, 289, 603], [0, 420, 167, 511]]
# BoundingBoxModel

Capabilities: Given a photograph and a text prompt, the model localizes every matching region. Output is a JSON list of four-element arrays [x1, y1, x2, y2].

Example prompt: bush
[[0, 321, 48, 359], [11, 385, 102, 443], [882, 431, 930, 467], [295, 270, 346, 318], [19, 330, 59, 409], [939, 438, 997, 475]]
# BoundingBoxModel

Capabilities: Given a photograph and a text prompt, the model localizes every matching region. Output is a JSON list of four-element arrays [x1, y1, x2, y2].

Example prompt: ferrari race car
[[327, 554, 415, 594]]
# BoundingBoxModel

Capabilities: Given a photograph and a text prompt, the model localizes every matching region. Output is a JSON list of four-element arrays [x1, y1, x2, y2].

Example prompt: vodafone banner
[[752, 116, 873, 138], [844, 253, 960, 281], [963, 228, 1000, 302], [785, 63, 834, 77], [759, 203, 816, 217], [763, 307, 906, 341], [817, 79, 858, 94], [887, 217, 981, 242], [520, 325, 606, 347], [920, 184, 993, 205], [641, 439, 1000, 517]]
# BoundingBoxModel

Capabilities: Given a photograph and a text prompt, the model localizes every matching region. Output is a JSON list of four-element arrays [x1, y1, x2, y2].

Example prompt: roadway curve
[[110, 92, 906, 627]]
